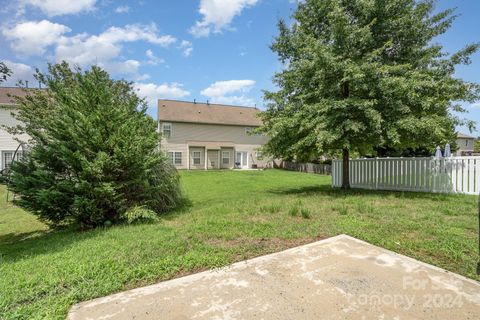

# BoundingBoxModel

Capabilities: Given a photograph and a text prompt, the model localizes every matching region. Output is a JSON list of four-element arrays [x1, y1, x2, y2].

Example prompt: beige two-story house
[[158, 99, 269, 170], [456, 132, 475, 156]]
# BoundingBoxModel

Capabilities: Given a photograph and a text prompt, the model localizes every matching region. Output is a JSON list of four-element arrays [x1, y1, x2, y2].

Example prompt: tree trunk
[[342, 148, 350, 189]]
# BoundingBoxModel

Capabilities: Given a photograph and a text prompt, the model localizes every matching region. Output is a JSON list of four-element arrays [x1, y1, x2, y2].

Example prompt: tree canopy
[[6, 62, 182, 227], [258, 0, 480, 188]]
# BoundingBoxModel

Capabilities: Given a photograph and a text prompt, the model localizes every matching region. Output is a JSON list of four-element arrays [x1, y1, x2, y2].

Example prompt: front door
[[236, 151, 248, 169]]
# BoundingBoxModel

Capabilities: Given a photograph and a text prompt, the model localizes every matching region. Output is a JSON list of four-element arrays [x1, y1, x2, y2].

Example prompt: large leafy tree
[[6, 62, 182, 227], [259, 0, 479, 188]]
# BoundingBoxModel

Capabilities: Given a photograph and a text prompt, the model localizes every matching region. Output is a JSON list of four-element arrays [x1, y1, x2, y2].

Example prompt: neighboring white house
[[158, 99, 270, 169], [455, 132, 475, 156], [0, 87, 29, 170]]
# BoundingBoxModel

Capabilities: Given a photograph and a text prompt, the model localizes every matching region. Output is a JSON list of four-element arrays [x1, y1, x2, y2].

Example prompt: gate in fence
[[332, 156, 480, 195]]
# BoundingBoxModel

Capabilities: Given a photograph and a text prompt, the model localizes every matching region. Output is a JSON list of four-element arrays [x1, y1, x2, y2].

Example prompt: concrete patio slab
[[68, 235, 480, 320]]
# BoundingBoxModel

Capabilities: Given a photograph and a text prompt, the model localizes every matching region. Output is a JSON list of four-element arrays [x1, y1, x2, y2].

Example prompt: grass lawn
[[1, 169, 478, 319]]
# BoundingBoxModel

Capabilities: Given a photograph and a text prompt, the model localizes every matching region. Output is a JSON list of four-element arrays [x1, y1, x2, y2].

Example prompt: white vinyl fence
[[332, 156, 480, 195]]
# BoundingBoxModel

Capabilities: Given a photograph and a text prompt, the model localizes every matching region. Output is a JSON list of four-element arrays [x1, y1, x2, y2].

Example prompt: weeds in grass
[[260, 203, 281, 213], [338, 205, 349, 215], [357, 203, 375, 215], [300, 207, 311, 219], [288, 206, 299, 216]]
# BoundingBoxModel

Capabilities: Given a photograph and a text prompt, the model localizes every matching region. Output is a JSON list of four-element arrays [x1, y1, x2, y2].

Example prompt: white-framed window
[[193, 151, 201, 165], [162, 122, 172, 138], [167, 151, 182, 165], [2, 151, 23, 169], [255, 151, 263, 160], [466, 140, 469, 147], [222, 151, 230, 164]]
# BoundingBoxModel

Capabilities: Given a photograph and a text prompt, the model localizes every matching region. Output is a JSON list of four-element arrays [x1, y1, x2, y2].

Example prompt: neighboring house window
[[222, 151, 230, 164], [3, 152, 13, 169], [162, 123, 172, 138], [174, 152, 182, 165], [466, 140, 468, 147], [193, 151, 201, 165], [255, 151, 263, 160], [167, 152, 182, 165], [2, 151, 22, 169]]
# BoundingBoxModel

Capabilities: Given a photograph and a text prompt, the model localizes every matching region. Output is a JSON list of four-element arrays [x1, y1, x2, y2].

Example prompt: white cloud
[[470, 102, 480, 109], [201, 79, 255, 97], [55, 33, 119, 66], [55, 24, 176, 67], [97, 24, 175, 46], [3, 21, 176, 66], [133, 82, 190, 106], [209, 95, 255, 106], [179, 40, 193, 57], [201, 79, 255, 106], [100, 60, 150, 81], [2, 20, 177, 81], [2, 20, 71, 55], [1, 60, 37, 87], [115, 5, 130, 14], [22, 0, 96, 16], [109, 59, 139, 75], [145, 49, 164, 65], [189, 0, 259, 37]]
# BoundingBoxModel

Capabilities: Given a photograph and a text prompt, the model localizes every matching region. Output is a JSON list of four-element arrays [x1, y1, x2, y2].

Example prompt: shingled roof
[[0, 87, 32, 105], [457, 132, 475, 139], [158, 99, 262, 126]]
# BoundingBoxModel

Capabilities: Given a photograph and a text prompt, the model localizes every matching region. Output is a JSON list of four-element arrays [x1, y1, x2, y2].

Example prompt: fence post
[[375, 157, 379, 190]]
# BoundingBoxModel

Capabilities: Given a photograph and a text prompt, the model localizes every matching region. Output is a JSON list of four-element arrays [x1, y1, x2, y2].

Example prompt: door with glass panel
[[235, 151, 248, 169]]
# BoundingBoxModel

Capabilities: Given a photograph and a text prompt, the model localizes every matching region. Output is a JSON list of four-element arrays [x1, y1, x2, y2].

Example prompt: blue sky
[[0, 0, 479, 136]]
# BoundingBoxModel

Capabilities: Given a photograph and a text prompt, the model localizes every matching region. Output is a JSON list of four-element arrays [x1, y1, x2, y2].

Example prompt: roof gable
[[158, 99, 262, 126]]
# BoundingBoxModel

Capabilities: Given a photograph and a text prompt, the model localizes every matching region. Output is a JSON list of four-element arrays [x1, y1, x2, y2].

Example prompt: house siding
[[160, 121, 270, 170], [0, 108, 29, 169], [456, 138, 475, 156], [161, 122, 268, 146]]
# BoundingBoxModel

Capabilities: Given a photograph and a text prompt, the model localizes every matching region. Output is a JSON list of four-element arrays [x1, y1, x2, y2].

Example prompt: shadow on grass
[[267, 184, 470, 201], [0, 199, 193, 263], [0, 229, 53, 246], [160, 197, 193, 221], [0, 226, 97, 263]]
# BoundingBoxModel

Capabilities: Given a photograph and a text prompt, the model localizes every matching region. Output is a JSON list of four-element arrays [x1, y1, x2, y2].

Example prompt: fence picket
[[462, 160, 468, 193], [475, 159, 480, 194]]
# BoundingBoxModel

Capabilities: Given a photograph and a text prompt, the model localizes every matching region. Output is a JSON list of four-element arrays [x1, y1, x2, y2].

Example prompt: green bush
[[123, 206, 159, 224], [6, 62, 182, 228]]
